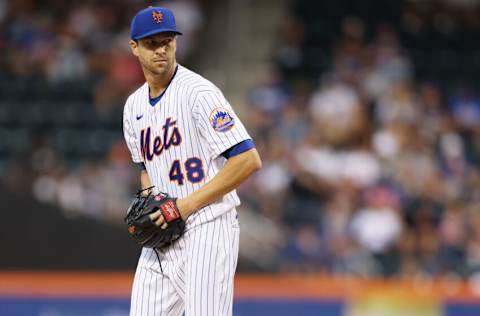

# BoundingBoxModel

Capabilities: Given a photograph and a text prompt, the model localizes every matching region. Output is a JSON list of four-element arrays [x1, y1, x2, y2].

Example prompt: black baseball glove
[[124, 188, 186, 249]]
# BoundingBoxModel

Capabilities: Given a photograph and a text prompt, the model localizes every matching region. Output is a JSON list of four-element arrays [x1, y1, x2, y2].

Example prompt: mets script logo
[[210, 108, 235, 132], [140, 117, 182, 162], [152, 10, 164, 23]]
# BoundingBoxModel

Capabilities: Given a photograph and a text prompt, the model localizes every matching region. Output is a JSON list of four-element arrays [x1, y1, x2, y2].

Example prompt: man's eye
[[143, 38, 172, 48]]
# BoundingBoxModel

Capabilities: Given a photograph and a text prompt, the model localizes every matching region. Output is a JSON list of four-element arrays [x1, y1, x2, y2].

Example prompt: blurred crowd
[[0, 0, 204, 221], [2, 0, 480, 280], [238, 0, 480, 280]]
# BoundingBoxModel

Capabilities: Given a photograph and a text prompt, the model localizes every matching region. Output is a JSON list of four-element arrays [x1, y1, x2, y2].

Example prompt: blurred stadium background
[[1, 0, 480, 315]]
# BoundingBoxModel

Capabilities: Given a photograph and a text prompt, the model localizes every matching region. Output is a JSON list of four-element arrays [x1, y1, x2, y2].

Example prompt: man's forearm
[[140, 170, 153, 194], [177, 148, 261, 218]]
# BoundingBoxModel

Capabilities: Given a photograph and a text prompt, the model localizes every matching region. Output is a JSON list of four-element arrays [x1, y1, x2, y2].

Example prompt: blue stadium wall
[[1, 273, 479, 316]]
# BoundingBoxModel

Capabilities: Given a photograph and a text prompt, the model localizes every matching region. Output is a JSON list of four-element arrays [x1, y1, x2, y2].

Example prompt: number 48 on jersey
[[169, 157, 205, 185]]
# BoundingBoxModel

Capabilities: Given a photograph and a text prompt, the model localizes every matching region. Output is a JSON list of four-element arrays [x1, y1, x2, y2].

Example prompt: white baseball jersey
[[123, 64, 251, 228], [123, 64, 250, 316]]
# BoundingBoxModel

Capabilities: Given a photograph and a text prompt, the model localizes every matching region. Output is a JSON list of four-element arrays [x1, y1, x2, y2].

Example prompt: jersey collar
[[148, 64, 179, 107]]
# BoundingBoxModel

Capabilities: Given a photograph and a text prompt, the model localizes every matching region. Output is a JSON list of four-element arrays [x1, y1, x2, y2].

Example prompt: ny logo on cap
[[152, 10, 163, 23]]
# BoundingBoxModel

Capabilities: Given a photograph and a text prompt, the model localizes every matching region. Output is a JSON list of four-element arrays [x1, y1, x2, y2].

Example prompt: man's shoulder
[[125, 82, 148, 106], [175, 65, 219, 94], [123, 83, 147, 120]]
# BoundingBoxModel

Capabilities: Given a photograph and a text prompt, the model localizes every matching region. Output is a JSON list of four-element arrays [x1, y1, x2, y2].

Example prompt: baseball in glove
[[124, 187, 186, 249]]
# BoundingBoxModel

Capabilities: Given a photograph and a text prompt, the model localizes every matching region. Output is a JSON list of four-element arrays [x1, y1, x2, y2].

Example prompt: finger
[[149, 210, 161, 221], [161, 222, 168, 229], [154, 214, 165, 227]]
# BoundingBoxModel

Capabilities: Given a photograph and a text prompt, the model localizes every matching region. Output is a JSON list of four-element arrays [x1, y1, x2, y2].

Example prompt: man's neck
[[145, 62, 177, 98]]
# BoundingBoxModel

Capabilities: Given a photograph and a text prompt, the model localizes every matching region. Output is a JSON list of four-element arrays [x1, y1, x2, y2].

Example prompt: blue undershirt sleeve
[[221, 139, 255, 159]]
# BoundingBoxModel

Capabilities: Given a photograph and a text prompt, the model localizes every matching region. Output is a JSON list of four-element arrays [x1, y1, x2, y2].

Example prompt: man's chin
[[144, 62, 171, 76], [150, 66, 168, 75]]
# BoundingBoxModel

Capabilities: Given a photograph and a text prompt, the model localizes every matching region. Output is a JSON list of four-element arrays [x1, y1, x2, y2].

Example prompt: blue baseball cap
[[130, 7, 182, 41]]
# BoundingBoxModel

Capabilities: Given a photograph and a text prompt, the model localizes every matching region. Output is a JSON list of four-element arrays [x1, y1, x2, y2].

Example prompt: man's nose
[[155, 45, 167, 55]]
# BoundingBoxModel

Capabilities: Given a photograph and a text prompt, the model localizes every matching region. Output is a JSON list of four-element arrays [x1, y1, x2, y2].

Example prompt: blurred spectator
[[309, 79, 366, 146], [449, 85, 480, 129], [281, 224, 327, 273], [157, 0, 204, 63], [350, 186, 402, 275], [248, 66, 291, 119], [273, 16, 306, 82], [436, 203, 468, 276]]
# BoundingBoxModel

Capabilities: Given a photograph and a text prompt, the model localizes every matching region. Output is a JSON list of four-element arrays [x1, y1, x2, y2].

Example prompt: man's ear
[[129, 40, 139, 57]]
